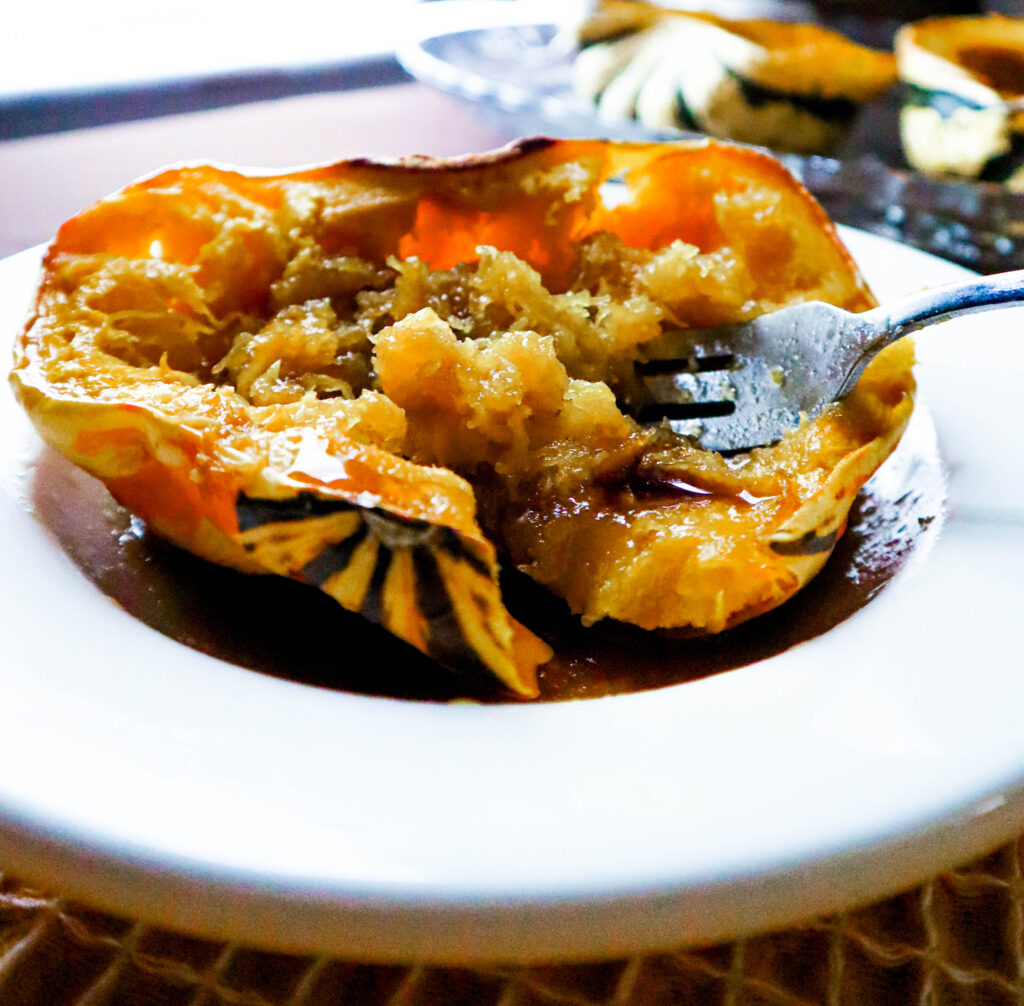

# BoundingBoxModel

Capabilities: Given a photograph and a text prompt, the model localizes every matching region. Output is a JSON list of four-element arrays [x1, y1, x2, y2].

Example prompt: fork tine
[[636, 336, 806, 452], [638, 369, 737, 411], [639, 329, 735, 365], [640, 269, 1024, 452], [673, 352, 807, 452], [638, 303, 859, 451]]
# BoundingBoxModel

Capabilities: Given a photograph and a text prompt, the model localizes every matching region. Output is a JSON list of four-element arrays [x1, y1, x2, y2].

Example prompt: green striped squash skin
[[901, 82, 1024, 181], [236, 493, 513, 689]]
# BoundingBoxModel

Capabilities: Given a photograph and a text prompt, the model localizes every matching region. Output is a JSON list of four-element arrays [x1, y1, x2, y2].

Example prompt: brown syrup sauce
[[957, 45, 1024, 99], [30, 415, 944, 703]]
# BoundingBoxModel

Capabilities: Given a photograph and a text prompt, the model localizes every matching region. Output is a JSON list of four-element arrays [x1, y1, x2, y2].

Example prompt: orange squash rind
[[10, 138, 914, 698]]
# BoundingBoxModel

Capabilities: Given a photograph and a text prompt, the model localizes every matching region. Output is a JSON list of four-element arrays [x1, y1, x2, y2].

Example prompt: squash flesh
[[10, 138, 913, 697]]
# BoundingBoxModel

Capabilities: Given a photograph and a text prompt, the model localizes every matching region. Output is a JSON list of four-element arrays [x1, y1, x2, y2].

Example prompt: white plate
[[2, 229, 1024, 965]]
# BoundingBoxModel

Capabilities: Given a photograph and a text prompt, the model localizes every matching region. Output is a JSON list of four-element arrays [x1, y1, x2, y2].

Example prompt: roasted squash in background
[[574, 0, 895, 154], [9, 138, 914, 699], [896, 15, 1024, 186]]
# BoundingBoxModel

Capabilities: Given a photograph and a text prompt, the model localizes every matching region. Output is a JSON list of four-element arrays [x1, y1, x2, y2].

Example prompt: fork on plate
[[635, 269, 1024, 452]]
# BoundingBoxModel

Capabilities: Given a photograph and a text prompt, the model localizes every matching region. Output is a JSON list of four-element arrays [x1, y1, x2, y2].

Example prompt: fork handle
[[843, 269, 1024, 396]]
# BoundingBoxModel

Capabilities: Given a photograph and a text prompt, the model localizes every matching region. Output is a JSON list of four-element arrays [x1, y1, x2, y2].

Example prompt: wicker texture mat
[[2, 838, 1024, 1006]]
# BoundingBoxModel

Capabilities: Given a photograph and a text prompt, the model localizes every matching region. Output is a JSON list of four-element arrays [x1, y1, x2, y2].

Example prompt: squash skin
[[10, 138, 913, 695], [574, 0, 895, 154], [896, 15, 1024, 185]]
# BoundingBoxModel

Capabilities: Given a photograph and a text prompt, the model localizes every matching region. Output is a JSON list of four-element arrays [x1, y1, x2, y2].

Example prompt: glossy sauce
[[29, 415, 944, 703]]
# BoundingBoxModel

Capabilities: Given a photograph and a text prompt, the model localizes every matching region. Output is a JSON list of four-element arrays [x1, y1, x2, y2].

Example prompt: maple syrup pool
[[30, 412, 943, 703]]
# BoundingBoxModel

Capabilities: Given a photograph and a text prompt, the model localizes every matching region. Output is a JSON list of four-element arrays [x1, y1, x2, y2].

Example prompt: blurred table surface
[[0, 81, 515, 260]]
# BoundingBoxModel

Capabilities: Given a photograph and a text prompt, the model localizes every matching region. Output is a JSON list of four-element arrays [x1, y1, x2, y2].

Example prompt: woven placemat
[[2, 836, 1023, 1006]]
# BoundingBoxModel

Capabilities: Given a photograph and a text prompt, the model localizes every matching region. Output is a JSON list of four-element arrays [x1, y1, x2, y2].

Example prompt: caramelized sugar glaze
[[11, 139, 917, 700]]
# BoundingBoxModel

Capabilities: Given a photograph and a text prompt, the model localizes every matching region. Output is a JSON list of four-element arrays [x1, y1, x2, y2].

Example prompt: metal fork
[[635, 269, 1024, 452]]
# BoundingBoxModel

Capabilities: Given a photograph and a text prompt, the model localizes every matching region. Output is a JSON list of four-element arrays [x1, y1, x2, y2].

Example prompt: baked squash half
[[896, 15, 1024, 185], [10, 138, 914, 699], [574, 0, 895, 154]]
